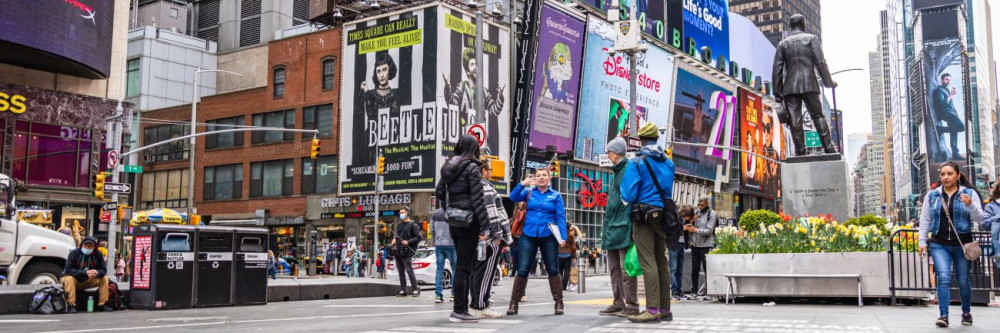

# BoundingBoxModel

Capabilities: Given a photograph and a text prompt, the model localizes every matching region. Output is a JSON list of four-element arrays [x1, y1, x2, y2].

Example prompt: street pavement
[[1, 275, 998, 333]]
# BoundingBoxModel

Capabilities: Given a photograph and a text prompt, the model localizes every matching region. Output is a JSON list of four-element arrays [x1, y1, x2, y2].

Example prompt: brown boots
[[548, 276, 564, 315], [506, 276, 527, 315]]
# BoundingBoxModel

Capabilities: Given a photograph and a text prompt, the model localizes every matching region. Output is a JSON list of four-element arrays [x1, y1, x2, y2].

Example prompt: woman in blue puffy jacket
[[918, 161, 984, 328]]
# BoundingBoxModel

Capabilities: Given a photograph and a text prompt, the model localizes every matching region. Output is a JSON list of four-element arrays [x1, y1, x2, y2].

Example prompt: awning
[[209, 219, 261, 227]]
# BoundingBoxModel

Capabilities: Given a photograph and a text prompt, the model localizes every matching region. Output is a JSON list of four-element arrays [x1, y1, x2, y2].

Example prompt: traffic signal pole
[[105, 103, 124, 278]]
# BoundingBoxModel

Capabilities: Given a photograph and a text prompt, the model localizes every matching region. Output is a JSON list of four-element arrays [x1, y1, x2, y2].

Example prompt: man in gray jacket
[[431, 208, 457, 303], [683, 195, 716, 298]]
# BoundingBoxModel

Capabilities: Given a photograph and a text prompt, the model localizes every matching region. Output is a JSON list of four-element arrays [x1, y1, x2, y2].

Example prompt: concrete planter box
[[707, 252, 927, 299]]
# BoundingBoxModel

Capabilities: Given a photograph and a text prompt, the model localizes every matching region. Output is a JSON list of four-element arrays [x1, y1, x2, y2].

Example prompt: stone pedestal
[[781, 159, 850, 222]]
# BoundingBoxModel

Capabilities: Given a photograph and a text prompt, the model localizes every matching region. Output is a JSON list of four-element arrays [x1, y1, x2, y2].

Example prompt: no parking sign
[[468, 123, 487, 148]]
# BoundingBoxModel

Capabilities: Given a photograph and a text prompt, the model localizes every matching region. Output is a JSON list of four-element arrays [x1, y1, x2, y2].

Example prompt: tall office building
[[866, 45, 889, 217], [966, 0, 997, 187], [729, 0, 822, 46]]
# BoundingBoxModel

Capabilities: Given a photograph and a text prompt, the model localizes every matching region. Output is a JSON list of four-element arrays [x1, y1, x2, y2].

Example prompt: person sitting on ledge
[[60, 236, 113, 313]]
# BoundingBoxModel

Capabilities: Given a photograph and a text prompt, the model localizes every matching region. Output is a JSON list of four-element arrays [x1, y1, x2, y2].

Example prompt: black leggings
[[689, 247, 710, 294]]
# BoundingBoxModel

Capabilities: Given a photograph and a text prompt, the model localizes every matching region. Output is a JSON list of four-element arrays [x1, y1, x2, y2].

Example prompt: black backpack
[[29, 286, 68, 314], [108, 280, 129, 310]]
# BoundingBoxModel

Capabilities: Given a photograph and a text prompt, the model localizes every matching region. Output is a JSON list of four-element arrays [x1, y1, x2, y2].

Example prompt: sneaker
[[598, 306, 623, 316], [450, 295, 455, 302], [435, 297, 443, 303], [449, 311, 479, 323], [627, 310, 662, 323], [412, 290, 420, 297], [671, 295, 681, 301], [100, 305, 114, 312], [961, 313, 972, 326], [660, 311, 673, 321], [66, 306, 78, 314], [396, 290, 407, 297], [615, 308, 639, 318], [477, 308, 504, 319], [936, 317, 949, 327]]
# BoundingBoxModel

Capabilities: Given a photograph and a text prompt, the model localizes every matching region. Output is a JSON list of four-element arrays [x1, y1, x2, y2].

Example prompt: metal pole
[[372, 130, 380, 277], [475, 10, 485, 122], [629, 52, 637, 141], [106, 104, 123, 279], [188, 70, 198, 217]]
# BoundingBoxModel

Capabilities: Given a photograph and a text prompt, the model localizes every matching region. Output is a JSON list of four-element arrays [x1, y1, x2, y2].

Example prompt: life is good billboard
[[574, 18, 676, 163], [528, 4, 586, 154]]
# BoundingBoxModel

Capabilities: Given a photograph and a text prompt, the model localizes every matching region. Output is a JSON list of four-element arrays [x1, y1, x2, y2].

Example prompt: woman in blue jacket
[[918, 161, 985, 328], [505, 167, 567, 316], [982, 182, 1000, 265]]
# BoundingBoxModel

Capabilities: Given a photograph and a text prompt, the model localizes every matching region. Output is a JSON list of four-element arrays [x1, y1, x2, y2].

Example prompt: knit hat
[[637, 122, 660, 139], [606, 137, 627, 155]]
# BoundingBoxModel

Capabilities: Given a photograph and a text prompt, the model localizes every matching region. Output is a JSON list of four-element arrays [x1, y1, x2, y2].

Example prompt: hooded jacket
[[621, 145, 676, 207], [434, 157, 490, 235], [63, 236, 107, 282], [601, 158, 633, 251]]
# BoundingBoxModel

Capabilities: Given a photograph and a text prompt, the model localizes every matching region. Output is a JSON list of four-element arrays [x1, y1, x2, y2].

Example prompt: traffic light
[[552, 160, 560, 177], [377, 155, 386, 174], [310, 138, 321, 159], [92, 173, 106, 200]]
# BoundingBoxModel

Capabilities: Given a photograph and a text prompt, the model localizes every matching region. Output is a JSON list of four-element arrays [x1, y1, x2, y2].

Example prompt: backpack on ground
[[29, 286, 67, 314], [107, 280, 129, 310]]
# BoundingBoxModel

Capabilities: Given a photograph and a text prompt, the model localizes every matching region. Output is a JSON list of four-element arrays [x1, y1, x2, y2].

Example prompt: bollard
[[578, 261, 586, 294]]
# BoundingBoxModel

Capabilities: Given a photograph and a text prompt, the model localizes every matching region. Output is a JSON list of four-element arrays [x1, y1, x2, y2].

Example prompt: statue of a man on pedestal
[[772, 14, 838, 156]]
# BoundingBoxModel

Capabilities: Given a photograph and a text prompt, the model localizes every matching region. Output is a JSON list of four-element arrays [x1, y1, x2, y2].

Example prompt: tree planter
[[707, 252, 926, 299]]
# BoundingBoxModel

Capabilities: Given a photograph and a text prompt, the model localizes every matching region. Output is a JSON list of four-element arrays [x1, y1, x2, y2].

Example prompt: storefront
[[306, 192, 433, 255]]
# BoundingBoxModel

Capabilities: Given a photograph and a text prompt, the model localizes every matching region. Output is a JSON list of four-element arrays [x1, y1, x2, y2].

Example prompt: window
[[322, 58, 335, 90], [302, 104, 333, 139], [126, 59, 140, 97], [250, 159, 293, 197], [251, 109, 294, 144], [140, 169, 189, 209], [204, 164, 243, 201], [143, 124, 189, 162], [11, 121, 99, 188], [170, 7, 180, 18], [273, 67, 286, 98], [302, 155, 337, 194], [206, 116, 245, 149]]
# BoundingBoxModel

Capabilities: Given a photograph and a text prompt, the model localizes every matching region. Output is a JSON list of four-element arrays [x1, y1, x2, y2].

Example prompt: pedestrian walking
[[620, 121, 680, 323], [598, 136, 640, 317], [558, 223, 579, 291], [351, 247, 362, 278], [918, 161, 984, 327], [984, 182, 1000, 267], [469, 156, 513, 319], [506, 166, 568, 316], [684, 195, 717, 298], [435, 134, 491, 323], [672, 205, 694, 300], [392, 207, 423, 296], [267, 250, 278, 279], [431, 208, 457, 303]]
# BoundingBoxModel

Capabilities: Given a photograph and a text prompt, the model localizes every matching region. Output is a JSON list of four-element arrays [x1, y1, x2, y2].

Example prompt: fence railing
[[888, 229, 1000, 305]]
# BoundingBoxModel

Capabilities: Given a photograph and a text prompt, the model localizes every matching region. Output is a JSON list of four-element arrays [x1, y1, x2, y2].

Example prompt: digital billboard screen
[[738, 88, 780, 197], [527, 5, 586, 154], [672, 68, 732, 180], [0, 0, 115, 79]]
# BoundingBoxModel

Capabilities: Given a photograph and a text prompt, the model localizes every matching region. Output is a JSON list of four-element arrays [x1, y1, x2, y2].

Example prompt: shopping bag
[[624, 244, 643, 277]]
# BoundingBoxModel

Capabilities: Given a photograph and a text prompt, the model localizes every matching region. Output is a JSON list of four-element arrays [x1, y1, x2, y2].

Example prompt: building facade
[[729, 0, 822, 46]]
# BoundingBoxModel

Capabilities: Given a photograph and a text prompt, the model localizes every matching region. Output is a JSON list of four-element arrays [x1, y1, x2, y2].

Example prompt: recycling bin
[[233, 227, 269, 306], [194, 226, 235, 307], [129, 224, 196, 310]]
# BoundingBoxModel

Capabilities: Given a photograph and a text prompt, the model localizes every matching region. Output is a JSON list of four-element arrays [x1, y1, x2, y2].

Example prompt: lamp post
[[189, 69, 244, 218], [829, 68, 863, 111]]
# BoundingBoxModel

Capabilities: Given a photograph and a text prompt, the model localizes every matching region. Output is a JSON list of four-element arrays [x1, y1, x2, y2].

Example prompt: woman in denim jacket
[[918, 161, 984, 327]]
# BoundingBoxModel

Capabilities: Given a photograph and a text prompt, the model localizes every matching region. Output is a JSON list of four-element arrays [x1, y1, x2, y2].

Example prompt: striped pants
[[471, 240, 503, 310]]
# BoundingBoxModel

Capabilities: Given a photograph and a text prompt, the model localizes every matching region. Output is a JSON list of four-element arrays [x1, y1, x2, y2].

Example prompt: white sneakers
[[471, 308, 504, 319]]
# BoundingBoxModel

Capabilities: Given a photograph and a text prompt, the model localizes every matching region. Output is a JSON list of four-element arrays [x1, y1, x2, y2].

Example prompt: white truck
[[0, 174, 77, 284]]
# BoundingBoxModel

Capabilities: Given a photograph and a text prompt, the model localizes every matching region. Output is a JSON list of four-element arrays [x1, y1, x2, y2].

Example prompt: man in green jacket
[[598, 137, 639, 317]]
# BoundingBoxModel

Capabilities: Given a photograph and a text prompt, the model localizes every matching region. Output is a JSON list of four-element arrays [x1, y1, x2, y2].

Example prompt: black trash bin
[[233, 227, 269, 306], [194, 226, 235, 307], [129, 224, 196, 310]]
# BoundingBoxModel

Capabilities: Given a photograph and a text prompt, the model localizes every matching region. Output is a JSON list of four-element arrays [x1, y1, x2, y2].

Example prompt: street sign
[[468, 123, 487, 147], [122, 165, 143, 173], [107, 150, 119, 169], [100, 211, 112, 223], [102, 202, 119, 211], [104, 182, 131, 194], [804, 131, 821, 148]]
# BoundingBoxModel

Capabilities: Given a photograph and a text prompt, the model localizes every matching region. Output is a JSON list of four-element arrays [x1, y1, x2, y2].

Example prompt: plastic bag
[[624, 244, 643, 277]]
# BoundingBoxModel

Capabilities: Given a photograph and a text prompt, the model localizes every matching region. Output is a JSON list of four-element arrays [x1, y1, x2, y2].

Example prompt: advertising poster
[[575, 18, 676, 163], [132, 235, 152, 290], [587, 0, 669, 42], [340, 6, 439, 194], [922, 39, 967, 186], [527, 5, 585, 153], [438, 6, 512, 192], [0, 0, 115, 78], [672, 69, 732, 180], [682, 0, 730, 66], [738, 88, 780, 197]]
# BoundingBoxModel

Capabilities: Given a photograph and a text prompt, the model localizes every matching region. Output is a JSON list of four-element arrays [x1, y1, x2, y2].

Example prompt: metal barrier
[[888, 229, 1000, 305]]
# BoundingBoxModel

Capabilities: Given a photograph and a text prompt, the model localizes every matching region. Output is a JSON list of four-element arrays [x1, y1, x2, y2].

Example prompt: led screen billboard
[[738, 88, 780, 197], [0, 0, 115, 79], [527, 5, 586, 154], [672, 68, 733, 180]]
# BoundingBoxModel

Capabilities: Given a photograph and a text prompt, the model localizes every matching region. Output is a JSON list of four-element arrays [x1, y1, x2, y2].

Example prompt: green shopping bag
[[624, 244, 643, 277]]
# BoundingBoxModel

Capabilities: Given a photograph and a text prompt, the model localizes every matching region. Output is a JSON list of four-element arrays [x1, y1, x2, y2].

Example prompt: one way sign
[[104, 182, 131, 194]]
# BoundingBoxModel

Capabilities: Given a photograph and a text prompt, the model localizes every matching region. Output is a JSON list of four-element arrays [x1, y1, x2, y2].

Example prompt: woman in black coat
[[436, 134, 491, 323]]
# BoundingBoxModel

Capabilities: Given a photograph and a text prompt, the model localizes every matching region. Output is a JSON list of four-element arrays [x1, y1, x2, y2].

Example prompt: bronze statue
[[772, 14, 838, 156]]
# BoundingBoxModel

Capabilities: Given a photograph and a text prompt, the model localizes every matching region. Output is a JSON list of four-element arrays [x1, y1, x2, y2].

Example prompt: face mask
[[81, 248, 93, 255], [400, 214, 407, 220]]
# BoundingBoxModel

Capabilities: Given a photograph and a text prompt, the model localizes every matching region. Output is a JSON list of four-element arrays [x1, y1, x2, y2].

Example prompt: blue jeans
[[516, 235, 560, 277], [435, 246, 457, 298], [668, 245, 685, 294], [929, 243, 972, 316]]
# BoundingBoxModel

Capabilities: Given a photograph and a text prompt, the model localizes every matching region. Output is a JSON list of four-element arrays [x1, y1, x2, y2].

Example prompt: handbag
[[443, 184, 474, 228], [510, 192, 531, 237], [943, 195, 981, 261], [29, 286, 67, 314]]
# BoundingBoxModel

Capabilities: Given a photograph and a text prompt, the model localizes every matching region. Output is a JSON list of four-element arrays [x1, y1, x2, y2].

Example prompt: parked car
[[386, 248, 500, 288]]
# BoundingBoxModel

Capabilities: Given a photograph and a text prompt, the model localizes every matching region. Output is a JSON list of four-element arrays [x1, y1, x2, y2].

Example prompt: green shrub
[[737, 210, 783, 231]]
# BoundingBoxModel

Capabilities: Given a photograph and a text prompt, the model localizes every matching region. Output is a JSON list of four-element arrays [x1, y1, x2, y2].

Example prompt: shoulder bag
[[630, 156, 681, 233], [943, 194, 981, 261], [510, 191, 531, 237], [444, 183, 474, 228]]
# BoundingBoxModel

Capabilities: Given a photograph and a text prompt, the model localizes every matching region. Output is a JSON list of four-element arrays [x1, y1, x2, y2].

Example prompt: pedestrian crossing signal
[[310, 139, 321, 159], [92, 173, 106, 200]]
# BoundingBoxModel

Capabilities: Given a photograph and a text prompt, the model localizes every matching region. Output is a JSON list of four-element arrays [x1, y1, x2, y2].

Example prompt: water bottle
[[477, 241, 487, 261], [87, 296, 94, 312]]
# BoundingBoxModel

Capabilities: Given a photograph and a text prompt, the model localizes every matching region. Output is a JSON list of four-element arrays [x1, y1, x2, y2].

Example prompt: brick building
[[139, 27, 342, 257]]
